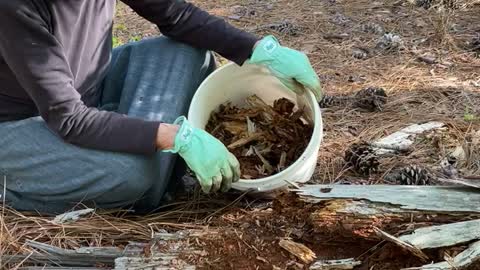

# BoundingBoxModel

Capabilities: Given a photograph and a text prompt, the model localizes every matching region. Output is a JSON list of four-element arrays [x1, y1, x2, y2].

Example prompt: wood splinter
[[309, 258, 362, 270], [279, 238, 317, 264]]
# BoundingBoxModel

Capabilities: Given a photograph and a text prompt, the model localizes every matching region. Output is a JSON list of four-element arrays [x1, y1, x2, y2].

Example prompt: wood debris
[[371, 121, 446, 155], [309, 258, 362, 270], [279, 239, 317, 264], [4, 235, 197, 269], [206, 95, 313, 179], [53, 208, 95, 224]]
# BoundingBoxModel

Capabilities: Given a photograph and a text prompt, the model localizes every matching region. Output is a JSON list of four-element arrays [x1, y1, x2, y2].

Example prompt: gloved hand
[[249, 35, 322, 101], [163, 116, 240, 193]]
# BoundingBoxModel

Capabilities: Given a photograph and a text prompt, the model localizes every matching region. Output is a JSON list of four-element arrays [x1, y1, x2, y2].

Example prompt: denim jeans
[[0, 37, 215, 214]]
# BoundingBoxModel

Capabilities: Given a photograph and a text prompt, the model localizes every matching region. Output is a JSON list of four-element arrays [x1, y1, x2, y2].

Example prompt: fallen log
[[300, 185, 480, 239], [308, 199, 480, 239], [2, 231, 200, 269]]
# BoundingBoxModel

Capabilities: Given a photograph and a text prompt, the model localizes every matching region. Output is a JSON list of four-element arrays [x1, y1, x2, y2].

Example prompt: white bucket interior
[[188, 63, 323, 191]]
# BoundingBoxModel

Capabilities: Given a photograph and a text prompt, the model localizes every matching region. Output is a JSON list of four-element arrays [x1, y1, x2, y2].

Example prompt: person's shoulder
[[0, 0, 22, 10], [0, 0, 37, 14], [0, 0, 45, 23]]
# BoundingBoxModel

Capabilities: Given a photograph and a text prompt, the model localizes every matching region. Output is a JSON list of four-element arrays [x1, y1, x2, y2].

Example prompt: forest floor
[[113, 0, 480, 184], [1, 1, 480, 269]]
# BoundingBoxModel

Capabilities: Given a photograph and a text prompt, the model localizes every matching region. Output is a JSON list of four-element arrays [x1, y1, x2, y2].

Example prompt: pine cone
[[415, 0, 459, 9], [267, 20, 300, 36], [361, 22, 384, 35], [352, 48, 369, 60], [353, 87, 387, 112], [415, 0, 432, 9], [319, 95, 336, 108], [345, 142, 380, 175], [385, 165, 433, 185], [318, 95, 350, 108]]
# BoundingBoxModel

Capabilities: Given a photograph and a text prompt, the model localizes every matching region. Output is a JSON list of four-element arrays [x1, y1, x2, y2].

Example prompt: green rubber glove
[[249, 35, 322, 101], [163, 116, 240, 193]]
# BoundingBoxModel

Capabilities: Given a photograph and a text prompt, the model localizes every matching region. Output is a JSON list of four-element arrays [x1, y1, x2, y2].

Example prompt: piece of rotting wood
[[114, 256, 195, 270], [403, 240, 480, 270], [373, 227, 429, 261], [227, 132, 263, 149], [309, 199, 479, 239], [399, 219, 480, 249], [3, 240, 128, 266], [53, 208, 95, 224], [309, 258, 361, 269], [2, 240, 139, 267], [279, 239, 317, 264], [372, 121, 445, 155]]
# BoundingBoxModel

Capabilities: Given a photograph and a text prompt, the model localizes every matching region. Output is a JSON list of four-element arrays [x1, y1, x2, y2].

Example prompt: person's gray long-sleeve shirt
[[0, 0, 258, 155]]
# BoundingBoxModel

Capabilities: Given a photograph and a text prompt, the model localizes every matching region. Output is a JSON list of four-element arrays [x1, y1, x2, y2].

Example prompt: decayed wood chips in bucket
[[206, 95, 313, 179]]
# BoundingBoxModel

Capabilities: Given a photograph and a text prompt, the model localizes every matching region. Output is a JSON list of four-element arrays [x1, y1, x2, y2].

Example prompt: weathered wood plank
[[399, 219, 480, 249], [296, 185, 480, 212], [27, 240, 126, 257], [114, 257, 195, 270], [4, 231, 202, 268], [309, 258, 361, 270], [2, 241, 129, 266], [2, 254, 111, 266], [403, 240, 480, 270]]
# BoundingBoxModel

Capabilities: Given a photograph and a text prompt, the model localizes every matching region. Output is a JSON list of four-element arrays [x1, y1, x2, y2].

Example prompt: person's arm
[[0, 2, 161, 155], [120, 0, 259, 65]]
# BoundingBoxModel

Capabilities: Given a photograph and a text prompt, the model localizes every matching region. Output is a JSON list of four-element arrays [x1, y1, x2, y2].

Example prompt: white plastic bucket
[[188, 63, 323, 192]]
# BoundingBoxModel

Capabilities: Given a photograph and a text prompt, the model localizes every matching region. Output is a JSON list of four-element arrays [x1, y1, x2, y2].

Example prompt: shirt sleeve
[[0, 2, 160, 155], [120, 0, 259, 65]]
